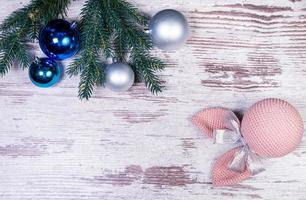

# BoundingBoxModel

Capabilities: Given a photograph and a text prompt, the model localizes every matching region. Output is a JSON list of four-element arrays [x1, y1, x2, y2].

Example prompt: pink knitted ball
[[241, 99, 304, 157]]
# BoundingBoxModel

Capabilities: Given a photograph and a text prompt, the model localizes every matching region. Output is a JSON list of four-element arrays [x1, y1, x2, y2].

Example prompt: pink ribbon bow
[[192, 107, 265, 186]]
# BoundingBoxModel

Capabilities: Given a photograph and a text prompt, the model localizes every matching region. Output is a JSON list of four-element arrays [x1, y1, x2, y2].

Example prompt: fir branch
[[0, 29, 30, 76], [68, 0, 106, 100], [66, 57, 84, 77], [69, 0, 165, 99], [114, 33, 128, 62], [78, 58, 105, 100], [131, 50, 165, 94], [0, 0, 70, 76]]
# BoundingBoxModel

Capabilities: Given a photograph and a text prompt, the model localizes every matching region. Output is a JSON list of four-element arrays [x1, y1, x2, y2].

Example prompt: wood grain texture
[[1, 0, 306, 199]]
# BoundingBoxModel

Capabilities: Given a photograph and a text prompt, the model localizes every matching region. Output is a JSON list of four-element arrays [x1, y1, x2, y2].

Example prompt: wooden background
[[1, 0, 306, 199]]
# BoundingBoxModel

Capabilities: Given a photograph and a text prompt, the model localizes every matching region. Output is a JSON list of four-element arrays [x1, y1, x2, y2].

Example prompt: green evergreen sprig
[[0, 0, 71, 76], [68, 0, 165, 100], [0, 0, 165, 100]]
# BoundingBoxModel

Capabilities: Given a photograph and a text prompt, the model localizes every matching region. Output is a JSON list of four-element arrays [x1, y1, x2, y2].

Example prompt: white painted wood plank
[[1, 0, 306, 199]]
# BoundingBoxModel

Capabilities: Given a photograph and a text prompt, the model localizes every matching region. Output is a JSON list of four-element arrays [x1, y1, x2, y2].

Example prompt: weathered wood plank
[[1, 0, 306, 199]]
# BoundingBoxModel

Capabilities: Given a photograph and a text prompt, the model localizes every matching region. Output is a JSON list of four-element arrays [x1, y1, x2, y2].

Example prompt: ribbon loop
[[228, 145, 265, 175], [228, 146, 248, 173], [247, 150, 265, 175], [212, 112, 265, 176]]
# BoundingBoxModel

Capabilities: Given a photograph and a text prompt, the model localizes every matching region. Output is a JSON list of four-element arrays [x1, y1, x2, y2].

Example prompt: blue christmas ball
[[39, 19, 80, 60], [29, 58, 63, 88]]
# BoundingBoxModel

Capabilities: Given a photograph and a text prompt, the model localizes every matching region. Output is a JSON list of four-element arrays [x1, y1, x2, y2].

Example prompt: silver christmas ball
[[149, 9, 189, 50], [105, 63, 135, 92]]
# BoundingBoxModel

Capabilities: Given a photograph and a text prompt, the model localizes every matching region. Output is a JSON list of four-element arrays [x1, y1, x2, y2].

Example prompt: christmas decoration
[[0, 0, 166, 100], [29, 58, 62, 88], [105, 62, 135, 92], [149, 9, 189, 50], [67, 0, 165, 100], [39, 19, 80, 60], [192, 98, 304, 186], [0, 0, 70, 76]]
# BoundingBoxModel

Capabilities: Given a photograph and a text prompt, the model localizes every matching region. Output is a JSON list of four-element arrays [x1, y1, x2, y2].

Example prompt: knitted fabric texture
[[242, 99, 304, 157], [192, 98, 304, 186]]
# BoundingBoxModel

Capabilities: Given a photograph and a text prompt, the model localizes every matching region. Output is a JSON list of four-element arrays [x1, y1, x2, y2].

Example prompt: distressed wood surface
[[1, 0, 306, 199]]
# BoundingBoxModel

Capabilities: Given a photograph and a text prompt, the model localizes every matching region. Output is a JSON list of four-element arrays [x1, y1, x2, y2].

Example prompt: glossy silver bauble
[[149, 9, 189, 50], [105, 63, 135, 92]]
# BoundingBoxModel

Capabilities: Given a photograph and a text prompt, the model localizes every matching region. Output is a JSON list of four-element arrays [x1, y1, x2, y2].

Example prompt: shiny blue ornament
[[39, 19, 80, 60], [29, 58, 63, 88]]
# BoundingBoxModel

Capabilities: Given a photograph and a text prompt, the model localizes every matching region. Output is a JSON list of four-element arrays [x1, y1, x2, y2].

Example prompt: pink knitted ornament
[[241, 99, 303, 157], [192, 98, 304, 186]]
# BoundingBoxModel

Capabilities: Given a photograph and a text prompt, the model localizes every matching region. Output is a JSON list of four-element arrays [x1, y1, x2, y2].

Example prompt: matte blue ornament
[[29, 58, 63, 88], [39, 19, 80, 60]]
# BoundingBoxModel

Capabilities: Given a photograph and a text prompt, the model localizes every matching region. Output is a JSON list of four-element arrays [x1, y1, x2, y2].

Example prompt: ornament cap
[[144, 28, 150, 34], [71, 21, 78, 28]]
